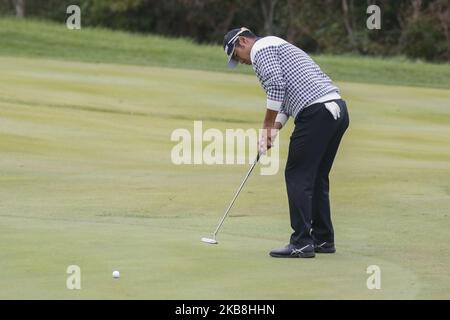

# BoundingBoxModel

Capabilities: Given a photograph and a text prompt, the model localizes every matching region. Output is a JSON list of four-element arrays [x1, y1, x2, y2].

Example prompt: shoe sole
[[314, 247, 336, 253], [269, 252, 315, 258]]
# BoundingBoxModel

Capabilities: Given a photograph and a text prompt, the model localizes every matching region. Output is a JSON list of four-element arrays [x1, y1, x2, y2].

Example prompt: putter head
[[201, 237, 218, 245]]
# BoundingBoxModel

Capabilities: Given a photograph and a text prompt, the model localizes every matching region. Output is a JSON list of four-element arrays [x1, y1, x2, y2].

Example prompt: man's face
[[232, 37, 254, 65]]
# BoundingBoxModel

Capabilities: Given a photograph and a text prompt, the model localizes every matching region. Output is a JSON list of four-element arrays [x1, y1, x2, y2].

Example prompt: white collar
[[250, 36, 288, 63]]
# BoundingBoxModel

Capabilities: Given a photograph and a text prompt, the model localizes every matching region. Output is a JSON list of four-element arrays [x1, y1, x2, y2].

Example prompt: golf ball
[[112, 270, 120, 279]]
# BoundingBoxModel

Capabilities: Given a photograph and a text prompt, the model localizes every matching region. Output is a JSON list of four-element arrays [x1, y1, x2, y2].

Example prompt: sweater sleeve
[[253, 47, 286, 111]]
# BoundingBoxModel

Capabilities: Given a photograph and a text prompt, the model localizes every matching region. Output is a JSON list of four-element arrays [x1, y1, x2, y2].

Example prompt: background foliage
[[0, 0, 448, 61]]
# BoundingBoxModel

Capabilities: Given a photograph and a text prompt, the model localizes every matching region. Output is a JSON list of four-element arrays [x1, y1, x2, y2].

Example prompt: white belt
[[276, 91, 342, 127], [307, 91, 341, 107]]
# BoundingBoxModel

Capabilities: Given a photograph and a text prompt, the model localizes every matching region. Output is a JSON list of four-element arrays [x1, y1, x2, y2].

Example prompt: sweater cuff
[[275, 113, 288, 127], [266, 99, 282, 111]]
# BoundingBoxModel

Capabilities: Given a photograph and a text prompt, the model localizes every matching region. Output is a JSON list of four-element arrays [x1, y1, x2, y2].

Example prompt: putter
[[201, 153, 260, 245]]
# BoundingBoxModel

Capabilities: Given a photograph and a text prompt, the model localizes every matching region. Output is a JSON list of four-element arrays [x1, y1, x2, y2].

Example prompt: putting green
[[0, 56, 449, 299]]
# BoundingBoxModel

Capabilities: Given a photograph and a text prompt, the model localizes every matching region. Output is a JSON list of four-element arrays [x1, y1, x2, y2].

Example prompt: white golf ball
[[112, 270, 120, 279]]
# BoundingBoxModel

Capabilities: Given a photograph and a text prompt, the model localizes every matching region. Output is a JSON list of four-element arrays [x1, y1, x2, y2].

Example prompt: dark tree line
[[1, 0, 448, 61]]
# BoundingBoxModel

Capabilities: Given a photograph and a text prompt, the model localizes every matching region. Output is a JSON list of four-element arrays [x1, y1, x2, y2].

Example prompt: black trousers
[[285, 99, 349, 247]]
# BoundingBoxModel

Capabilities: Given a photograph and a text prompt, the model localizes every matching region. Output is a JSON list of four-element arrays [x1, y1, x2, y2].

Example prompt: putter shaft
[[212, 154, 260, 237]]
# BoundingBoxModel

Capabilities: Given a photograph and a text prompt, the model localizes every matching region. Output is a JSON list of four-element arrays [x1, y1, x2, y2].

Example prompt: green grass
[[0, 17, 449, 89], [0, 16, 449, 299], [0, 56, 449, 299]]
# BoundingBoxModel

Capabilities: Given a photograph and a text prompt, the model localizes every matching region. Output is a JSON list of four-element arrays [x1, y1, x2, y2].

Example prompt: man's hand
[[259, 127, 279, 155], [259, 109, 281, 155], [258, 108, 286, 155]]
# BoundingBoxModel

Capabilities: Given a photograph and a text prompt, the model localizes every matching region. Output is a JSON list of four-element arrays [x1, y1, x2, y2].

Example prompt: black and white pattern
[[251, 36, 339, 118]]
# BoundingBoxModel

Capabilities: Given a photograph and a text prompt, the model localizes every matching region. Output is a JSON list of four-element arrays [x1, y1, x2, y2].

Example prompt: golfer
[[223, 27, 349, 258]]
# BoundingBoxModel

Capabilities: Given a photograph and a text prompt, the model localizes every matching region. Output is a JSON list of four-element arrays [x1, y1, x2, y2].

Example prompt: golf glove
[[259, 141, 267, 155], [325, 101, 341, 120], [259, 128, 279, 155], [259, 135, 269, 155]]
